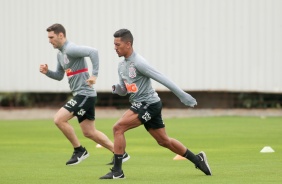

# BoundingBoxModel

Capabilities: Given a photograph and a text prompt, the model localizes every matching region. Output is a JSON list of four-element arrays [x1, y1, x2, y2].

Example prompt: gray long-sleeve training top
[[113, 51, 197, 107], [46, 41, 99, 97]]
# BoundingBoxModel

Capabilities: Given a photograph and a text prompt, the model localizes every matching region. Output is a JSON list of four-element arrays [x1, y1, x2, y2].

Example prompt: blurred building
[[1, 0, 281, 108]]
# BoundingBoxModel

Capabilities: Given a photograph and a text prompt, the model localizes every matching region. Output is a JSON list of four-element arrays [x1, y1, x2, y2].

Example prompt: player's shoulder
[[65, 41, 77, 50], [63, 41, 75, 52], [134, 53, 149, 66]]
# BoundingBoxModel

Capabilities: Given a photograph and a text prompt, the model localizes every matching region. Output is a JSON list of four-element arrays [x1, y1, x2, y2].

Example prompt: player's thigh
[[114, 109, 142, 131], [54, 107, 74, 123]]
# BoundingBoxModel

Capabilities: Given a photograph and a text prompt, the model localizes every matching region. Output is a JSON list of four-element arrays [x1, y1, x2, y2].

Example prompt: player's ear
[[126, 41, 132, 48], [58, 32, 65, 39]]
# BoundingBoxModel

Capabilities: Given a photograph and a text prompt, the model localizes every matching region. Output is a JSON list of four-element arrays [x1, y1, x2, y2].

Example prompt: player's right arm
[[40, 58, 65, 81], [112, 65, 127, 96]]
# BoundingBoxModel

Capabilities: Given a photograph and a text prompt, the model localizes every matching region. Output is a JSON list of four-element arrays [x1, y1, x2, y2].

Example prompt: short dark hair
[[46, 23, 66, 37], [114, 29, 133, 46]]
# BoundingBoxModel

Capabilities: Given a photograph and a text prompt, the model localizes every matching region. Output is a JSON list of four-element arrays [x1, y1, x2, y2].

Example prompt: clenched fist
[[39, 64, 48, 74]]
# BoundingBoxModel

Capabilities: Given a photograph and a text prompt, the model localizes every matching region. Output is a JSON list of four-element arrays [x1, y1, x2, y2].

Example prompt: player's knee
[[83, 131, 93, 139], [53, 115, 65, 127], [113, 123, 125, 135], [113, 123, 120, 133], [53, 116, 60, 126]]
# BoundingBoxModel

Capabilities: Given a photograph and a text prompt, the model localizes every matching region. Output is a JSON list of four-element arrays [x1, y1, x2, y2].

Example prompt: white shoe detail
[[199, 151, 212, 175], [122, 155, 130, 163], [113, 174, 124, 179], [198, 155, 204, 162], [67, 151, 89, 166]]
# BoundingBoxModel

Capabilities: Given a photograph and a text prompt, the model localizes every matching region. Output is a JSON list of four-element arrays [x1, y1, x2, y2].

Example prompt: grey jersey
[[46, 41, 99, 97], [113, 51, 197, 107]]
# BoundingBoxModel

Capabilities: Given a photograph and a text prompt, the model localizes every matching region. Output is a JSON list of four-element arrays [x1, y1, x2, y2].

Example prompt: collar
[[125, 51, 136, 61], [59, 40, 69, 52]]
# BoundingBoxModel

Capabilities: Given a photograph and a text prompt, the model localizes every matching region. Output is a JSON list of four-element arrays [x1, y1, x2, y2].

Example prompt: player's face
[[114, 37, 131, 58], [48, 31, 64, 49]]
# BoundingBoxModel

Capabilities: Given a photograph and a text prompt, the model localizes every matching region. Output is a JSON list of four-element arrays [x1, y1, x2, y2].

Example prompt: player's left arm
[[67, 44, 99, 86], [136, 60, 197, 107]]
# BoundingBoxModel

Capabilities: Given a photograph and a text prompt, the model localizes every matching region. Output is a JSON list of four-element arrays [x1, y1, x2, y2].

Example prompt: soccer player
[[100, 29, 211, 179], [39, 24, 130, 166]]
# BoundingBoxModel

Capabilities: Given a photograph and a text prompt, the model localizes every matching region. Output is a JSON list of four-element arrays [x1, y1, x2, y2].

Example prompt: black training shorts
[[130, 101, 165, 131], [63, 95, 96, 123]]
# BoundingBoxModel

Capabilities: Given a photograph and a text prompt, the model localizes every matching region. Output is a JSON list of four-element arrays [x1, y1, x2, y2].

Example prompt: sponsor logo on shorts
[[132, 102, 142, 108], [142, 111, 151, 122]]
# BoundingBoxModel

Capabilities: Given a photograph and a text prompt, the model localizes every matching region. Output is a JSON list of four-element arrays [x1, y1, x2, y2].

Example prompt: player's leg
[[77, 95, 128, 164], [112, 109, 141, 170], [100, 109, 141, 179], [148, 127, 200, 164], [58, 95, 101, 166], [113, 109, 142, 154], [80, 119, 130, 165], [80, 119, 114, 152], [148, 127, 187, 155], [54, 107, 87, 165], [54, 107, 80, 148], [148, 127, 211, 175]]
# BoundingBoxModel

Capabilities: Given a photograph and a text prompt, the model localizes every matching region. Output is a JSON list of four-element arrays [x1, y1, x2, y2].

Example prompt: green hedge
[[0, 92, 281, 108]]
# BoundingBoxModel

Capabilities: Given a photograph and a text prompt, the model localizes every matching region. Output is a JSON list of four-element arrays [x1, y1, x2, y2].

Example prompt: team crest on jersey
[[129, 67, 136, 78], [64, 55, 70, 64]]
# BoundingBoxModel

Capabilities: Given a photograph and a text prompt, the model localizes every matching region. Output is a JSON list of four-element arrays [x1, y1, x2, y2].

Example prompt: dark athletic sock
[[74, 145, 85, 152], [183, 149, 199, 165], [113, 154, 123, 171]]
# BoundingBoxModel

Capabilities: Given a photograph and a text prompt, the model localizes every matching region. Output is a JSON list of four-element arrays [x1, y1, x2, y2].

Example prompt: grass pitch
[[0, 116, 281, 184]]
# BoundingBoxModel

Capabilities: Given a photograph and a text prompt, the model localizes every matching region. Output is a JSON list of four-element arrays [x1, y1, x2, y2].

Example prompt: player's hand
[[39, 64, 48, 74], [180, 92, 197, 107], [86, 75, 97, 87]]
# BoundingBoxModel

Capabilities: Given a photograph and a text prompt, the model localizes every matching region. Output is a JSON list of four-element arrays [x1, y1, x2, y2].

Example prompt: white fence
[[1, 0, 281, 93]]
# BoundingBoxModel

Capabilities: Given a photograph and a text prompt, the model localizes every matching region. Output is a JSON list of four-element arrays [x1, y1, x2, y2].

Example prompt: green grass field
[[0, 116, 281, 184]]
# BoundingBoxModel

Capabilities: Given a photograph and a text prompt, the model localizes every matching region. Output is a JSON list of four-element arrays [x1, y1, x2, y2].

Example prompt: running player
[[39, 24, 130, 166], [100, 29, 211, 179]]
